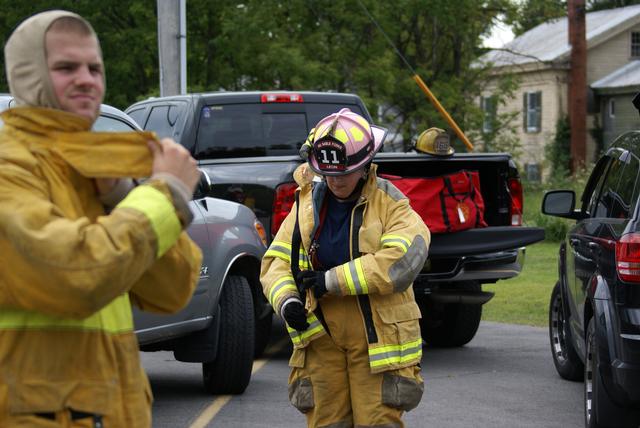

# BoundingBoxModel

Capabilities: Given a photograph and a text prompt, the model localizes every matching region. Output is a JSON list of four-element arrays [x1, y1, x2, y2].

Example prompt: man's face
[[45, 28, 104, 122]]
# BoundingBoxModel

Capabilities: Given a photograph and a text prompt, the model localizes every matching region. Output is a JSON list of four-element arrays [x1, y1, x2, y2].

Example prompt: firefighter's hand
[[297, 270, 328, 298], [282, 301, 309, 331]]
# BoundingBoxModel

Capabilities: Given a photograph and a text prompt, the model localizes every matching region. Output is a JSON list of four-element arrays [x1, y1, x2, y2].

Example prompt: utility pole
[[157, 0, 187, 96], [568, 0, 587, 172]]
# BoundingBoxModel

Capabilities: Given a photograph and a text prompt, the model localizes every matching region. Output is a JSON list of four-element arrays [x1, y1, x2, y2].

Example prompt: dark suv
[[543, 135, 640, 427]]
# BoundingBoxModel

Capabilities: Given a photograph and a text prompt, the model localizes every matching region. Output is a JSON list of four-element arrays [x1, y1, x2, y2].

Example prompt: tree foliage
[[0, 0, 519, 152], [506, 0, 567, 36]]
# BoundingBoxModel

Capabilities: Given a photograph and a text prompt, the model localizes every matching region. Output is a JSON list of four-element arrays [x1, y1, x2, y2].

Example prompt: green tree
[[506, 0, 566, 36], [0, 0, 520, 153]]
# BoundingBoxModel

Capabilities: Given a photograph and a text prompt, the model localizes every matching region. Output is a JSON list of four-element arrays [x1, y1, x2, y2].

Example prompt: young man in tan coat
[[0, 10, 202, 427]]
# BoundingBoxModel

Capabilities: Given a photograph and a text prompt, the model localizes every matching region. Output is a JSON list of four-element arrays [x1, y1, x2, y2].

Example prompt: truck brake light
[[261, 93, 304, 103], [508, 177, 523, 226], [271, 182, 298, 237], [616, 233, 640, 282]]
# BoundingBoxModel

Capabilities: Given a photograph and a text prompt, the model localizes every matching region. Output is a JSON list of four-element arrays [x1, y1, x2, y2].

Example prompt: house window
[[632, 32, 640, 57], [480, 95, 496, 133], [523, 91, 542, 133], [609, 98, 616, 118]]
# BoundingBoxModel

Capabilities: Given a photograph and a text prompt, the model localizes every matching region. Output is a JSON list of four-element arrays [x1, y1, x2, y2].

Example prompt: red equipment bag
[[381, 170, 488, 234]]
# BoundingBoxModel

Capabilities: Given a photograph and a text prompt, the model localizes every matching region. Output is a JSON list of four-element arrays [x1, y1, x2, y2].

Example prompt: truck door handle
[[587, 242, 600, 254]]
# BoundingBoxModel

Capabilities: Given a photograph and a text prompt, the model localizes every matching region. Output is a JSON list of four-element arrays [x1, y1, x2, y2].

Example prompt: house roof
[[479, 5, 640, 68], [591, 60, 640, 90]]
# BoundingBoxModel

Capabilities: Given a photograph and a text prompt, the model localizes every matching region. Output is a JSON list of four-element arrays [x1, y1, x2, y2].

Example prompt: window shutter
[[535, 91, 542, 131], [523, 93, 527, 130]]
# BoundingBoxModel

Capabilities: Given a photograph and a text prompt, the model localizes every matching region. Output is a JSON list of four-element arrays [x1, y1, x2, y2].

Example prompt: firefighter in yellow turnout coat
[[261, 109, 430, 427], [0, 11, 202, 427]]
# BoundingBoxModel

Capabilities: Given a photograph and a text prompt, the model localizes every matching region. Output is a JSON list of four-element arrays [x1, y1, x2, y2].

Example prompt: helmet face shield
[[308, 108, 387, 176]]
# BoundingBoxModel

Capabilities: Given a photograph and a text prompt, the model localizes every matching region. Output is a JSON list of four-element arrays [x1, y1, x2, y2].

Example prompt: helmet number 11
[[319, 149, 340, 165]]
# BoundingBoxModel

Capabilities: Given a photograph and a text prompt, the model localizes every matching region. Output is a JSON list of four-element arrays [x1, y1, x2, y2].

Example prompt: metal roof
[[478, 4, 640, 68], [591, 60, 640, 89]]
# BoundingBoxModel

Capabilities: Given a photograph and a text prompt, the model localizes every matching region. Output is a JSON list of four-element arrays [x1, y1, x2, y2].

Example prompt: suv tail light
[[271, 182, 298, 237], [508, 177, 523, 226], [616, 233, 640, 282], [261, 93, 304, 103]]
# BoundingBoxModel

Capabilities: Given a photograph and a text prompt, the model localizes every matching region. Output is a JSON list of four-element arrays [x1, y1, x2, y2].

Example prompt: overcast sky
[[483, 19, 515, 48]]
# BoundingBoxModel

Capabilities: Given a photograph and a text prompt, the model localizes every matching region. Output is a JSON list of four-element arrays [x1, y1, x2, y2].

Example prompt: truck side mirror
[[194, 169, 212, 200]]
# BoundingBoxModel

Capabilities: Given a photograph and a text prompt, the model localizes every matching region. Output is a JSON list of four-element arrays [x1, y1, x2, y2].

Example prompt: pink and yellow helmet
[[308, 108, 387, 176]]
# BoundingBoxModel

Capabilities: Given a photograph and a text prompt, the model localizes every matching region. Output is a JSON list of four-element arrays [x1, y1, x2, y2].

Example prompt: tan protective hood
[[1, 106, 156, 178], [4, 10, 101, 109]]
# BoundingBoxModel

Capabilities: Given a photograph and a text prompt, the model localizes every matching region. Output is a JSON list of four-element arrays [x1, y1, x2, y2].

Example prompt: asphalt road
[[142, 319, 583, 428]]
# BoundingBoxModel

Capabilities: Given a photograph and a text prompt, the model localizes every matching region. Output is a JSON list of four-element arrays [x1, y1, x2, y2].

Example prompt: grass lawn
[[481, 240, 560, 328]]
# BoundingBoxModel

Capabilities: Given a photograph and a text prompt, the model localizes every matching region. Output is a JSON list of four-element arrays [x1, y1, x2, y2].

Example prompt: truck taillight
[[508, 177, 523, 226], [261, 93, 304, 103], [271, 182, 298, 237], [616, 233, 640, 282]]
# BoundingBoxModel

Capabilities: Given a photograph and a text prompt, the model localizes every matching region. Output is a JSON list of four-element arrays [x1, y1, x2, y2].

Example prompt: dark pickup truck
[[126, 91, 544, 347]]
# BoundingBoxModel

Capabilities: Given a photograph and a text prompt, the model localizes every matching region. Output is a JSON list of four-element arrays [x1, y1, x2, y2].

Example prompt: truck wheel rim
[[585, 329, 594, 425], [551, 291, 569, 365]]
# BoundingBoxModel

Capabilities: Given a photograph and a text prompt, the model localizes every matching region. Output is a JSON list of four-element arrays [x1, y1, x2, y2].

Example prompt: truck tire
[[202, 275, 255, 394], [418, 281, 482, 347], [549, 282, 583, 381]]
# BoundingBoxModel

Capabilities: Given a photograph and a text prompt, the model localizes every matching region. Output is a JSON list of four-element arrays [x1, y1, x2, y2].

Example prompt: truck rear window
[[194, 103, 365, 159]]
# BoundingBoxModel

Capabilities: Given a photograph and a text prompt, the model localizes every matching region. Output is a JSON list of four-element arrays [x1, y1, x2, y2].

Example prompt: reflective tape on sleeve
[[268, 276, 298, 307], [286, 312, 325, 347], [116, 185, 181, 257], [381, 234, 410, 253], [342, 258, 368, 295], [265, 242, 309, 270], [265, 241, 292, 262]]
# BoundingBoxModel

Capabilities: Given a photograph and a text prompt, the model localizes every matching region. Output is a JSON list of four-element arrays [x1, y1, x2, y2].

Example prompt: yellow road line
[[188, 336, 290, 428]]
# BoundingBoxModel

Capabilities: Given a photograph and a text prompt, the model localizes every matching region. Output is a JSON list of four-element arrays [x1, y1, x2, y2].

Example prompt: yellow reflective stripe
[[299, 250, 311, 270], [266, 241, 310, 269], [342, 263, 357, 295], [268, 276, 297, 306], [342, 259, 367, 295], [117, 185, 181, 258], [0, 294, 133, 334], [354, 258, 368, 294], [381, 234, 410, 253], [266, 241, 292, 262], [265, 248, 291, 263], [287, 313, 324, 345], [368, 338, 423, 368]]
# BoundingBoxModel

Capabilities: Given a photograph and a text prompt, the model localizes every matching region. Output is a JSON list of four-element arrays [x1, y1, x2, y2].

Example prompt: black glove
[[296, 270, 328, 298], [282, 301, 309, 331]]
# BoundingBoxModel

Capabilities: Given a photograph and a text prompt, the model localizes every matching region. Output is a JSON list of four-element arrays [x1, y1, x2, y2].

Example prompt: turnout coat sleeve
[[0, 158, 201, 319], [324, 178, 431, 297]]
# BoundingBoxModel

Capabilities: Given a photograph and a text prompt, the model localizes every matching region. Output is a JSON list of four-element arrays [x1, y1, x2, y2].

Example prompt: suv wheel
[[584, 317, 637, 428], [202, 275, 255, 394], [549, 282, 583, 381], [419, 281, 482, 347]]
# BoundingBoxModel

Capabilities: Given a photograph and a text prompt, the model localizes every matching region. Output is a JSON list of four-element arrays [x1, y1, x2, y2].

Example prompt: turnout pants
[[288, 295, 423, 428]]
